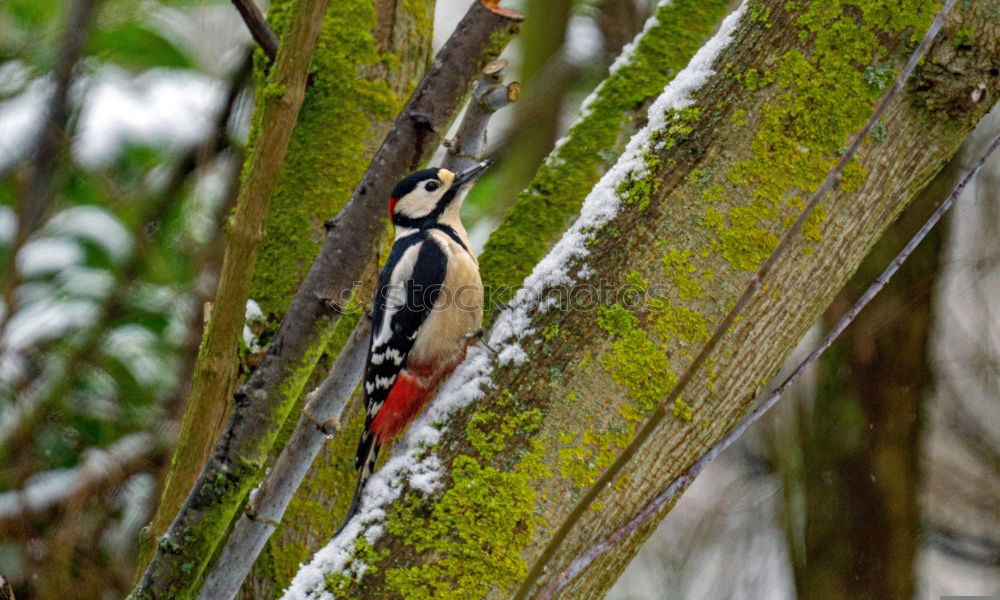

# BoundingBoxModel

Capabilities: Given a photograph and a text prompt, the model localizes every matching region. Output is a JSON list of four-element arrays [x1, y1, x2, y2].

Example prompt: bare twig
[[130, 5, 523, 598], [19, 0, 100, 233], [195, 58, 518, 600], [520, 1, 958, 597], [442, 58, 519, 172], [230, 0, 279, 62], [536, 122, 1000, 600]]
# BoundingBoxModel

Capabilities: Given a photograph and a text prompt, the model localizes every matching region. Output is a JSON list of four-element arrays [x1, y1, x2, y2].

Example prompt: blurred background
[[0, 0, 996, 598]]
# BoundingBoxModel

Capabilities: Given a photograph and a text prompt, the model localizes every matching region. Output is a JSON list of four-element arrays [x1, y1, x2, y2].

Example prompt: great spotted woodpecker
[[343, 160, 492, 525]]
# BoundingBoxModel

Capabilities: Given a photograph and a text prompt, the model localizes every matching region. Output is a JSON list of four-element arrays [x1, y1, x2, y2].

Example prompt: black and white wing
[[355, 234, 446, 464]]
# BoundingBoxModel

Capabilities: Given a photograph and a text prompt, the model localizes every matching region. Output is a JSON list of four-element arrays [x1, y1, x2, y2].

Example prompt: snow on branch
[[281, 4, 748, 598], [0, 432, 164, 524]]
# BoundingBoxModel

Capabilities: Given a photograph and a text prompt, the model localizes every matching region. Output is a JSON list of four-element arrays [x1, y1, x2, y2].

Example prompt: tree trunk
[[787, 152, 956, 600], [138, 0, 435, 583], [139, 0, 333, 572], [285, 1, 999, 598], [237, 1, 436, 597]]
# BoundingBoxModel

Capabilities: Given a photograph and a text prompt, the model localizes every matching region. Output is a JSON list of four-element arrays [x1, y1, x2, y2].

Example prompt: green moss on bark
[[249, 0, 432, 317], [478, 0, 732, 317], [700, 0, 937, 272]]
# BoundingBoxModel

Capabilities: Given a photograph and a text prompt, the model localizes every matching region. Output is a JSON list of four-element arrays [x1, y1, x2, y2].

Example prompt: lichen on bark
[[236, 1, 436, 597], [299, 1, 1000, 598]]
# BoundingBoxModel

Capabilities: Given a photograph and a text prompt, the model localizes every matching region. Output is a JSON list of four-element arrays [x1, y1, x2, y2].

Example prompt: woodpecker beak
[[453, 158, 494, 187]]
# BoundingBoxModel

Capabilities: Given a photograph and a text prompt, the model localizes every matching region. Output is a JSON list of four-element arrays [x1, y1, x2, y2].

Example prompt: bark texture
[[311, 2, 1000, 598]]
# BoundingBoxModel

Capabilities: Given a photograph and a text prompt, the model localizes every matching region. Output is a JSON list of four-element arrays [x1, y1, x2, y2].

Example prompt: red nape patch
[[388, 196, 398, 220], [370, 371, 431, 443]]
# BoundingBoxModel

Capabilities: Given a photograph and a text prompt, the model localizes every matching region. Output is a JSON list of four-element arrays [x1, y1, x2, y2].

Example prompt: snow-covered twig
[[528, 2, 959, 597], [0, 432, 167, 525]]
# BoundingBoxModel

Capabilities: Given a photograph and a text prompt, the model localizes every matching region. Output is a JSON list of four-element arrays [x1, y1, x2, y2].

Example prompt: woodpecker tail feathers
[[333, 433, 381, 538]]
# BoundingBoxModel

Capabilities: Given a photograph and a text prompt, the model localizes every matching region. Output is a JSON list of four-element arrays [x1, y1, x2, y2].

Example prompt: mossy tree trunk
[[292, 1, 999, 598], [139, 0, 434, 584], [784, 156, 954, 600], [236, 1, 436, 598]]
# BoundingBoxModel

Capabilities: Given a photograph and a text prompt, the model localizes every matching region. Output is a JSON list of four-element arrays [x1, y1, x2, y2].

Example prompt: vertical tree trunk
[[139, 0, 333, 572], [138, 0, 434, 580], [788, 156, 956, 600]]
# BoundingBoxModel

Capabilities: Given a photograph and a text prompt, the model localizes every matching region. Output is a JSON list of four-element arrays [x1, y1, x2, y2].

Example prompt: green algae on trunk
[[478, 0, 733, 319], [296, 1, 1000, 598]]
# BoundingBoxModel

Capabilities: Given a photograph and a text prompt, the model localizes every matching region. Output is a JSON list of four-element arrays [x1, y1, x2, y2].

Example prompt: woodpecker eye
[[424, 180, 441, 192]]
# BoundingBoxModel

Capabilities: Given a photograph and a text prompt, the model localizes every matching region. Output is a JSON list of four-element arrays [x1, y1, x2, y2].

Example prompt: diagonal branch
[[536, 106, 1000, 600], [129, 4, 523, 599], [230, 0, 279, 62], [195, 59, 518, 600], [442, 58, 519, 172], [517, 1, 958, 596]]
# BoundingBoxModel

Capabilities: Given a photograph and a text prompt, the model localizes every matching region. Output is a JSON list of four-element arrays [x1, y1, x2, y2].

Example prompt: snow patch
[[46, 205, 134, 263], [75, 67, 221, 168], [243, 299, 265, 351], [2, 298, 98, 352], [17, 238, 84, 276]]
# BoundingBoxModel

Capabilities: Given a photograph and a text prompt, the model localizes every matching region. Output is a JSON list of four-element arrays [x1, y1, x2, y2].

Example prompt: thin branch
[[18, 0, 100, 233], [536, 123, 1000, 600], [130, 5, 523, 598], [442, 58, 519, 172], [194, 58, 518, 600], [517, 1, 958, 597], [230, 0, 279, 62], [195, 321, 369, 600]]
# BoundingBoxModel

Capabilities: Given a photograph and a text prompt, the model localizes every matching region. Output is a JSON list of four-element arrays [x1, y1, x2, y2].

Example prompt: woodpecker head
[[388, 159, 493, 227]]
